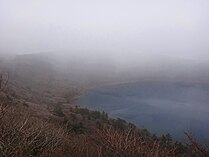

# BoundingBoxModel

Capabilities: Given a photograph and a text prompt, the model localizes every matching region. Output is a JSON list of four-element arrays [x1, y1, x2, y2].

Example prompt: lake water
[[76, 81, 209, 142]]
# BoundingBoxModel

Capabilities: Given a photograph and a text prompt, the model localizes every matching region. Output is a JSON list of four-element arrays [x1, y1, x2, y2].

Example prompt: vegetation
[[53, 104, 65, 117], [0, 70, 208, 157], [0, 105, 67, 157], [0, 72, 8, 92], [1, 98, 208, 156], [185, 132, 209, 157]]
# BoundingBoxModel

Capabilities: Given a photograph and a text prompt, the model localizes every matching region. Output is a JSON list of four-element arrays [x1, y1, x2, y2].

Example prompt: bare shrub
[[0, 106, 68, 157], [185, 132, 209, 157], [89, 127, 178, 157]]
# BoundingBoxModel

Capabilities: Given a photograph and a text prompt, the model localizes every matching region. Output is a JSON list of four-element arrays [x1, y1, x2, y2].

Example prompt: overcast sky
[[0, 0, 209, 66]]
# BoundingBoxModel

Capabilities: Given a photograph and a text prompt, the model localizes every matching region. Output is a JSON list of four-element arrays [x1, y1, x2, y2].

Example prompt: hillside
[[0, 54, 208, 157]]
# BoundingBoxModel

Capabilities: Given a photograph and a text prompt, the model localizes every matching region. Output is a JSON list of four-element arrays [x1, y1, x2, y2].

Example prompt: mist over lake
[[1, 0, 209, 155], [76, 81, 209, 142]]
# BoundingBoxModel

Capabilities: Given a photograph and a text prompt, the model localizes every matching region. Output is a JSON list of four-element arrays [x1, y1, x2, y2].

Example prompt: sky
[[0, 0, 209, 68]]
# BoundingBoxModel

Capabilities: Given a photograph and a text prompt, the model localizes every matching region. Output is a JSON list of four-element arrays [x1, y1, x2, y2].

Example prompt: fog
[[0, 0, 209, 83]]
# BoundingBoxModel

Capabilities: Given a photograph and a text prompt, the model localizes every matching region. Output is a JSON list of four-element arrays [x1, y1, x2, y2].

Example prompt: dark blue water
[[76, 82, 209, 142]]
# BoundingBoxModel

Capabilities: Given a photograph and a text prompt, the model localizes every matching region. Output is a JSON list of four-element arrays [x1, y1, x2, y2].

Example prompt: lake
[[76, 81, 209, 142]]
